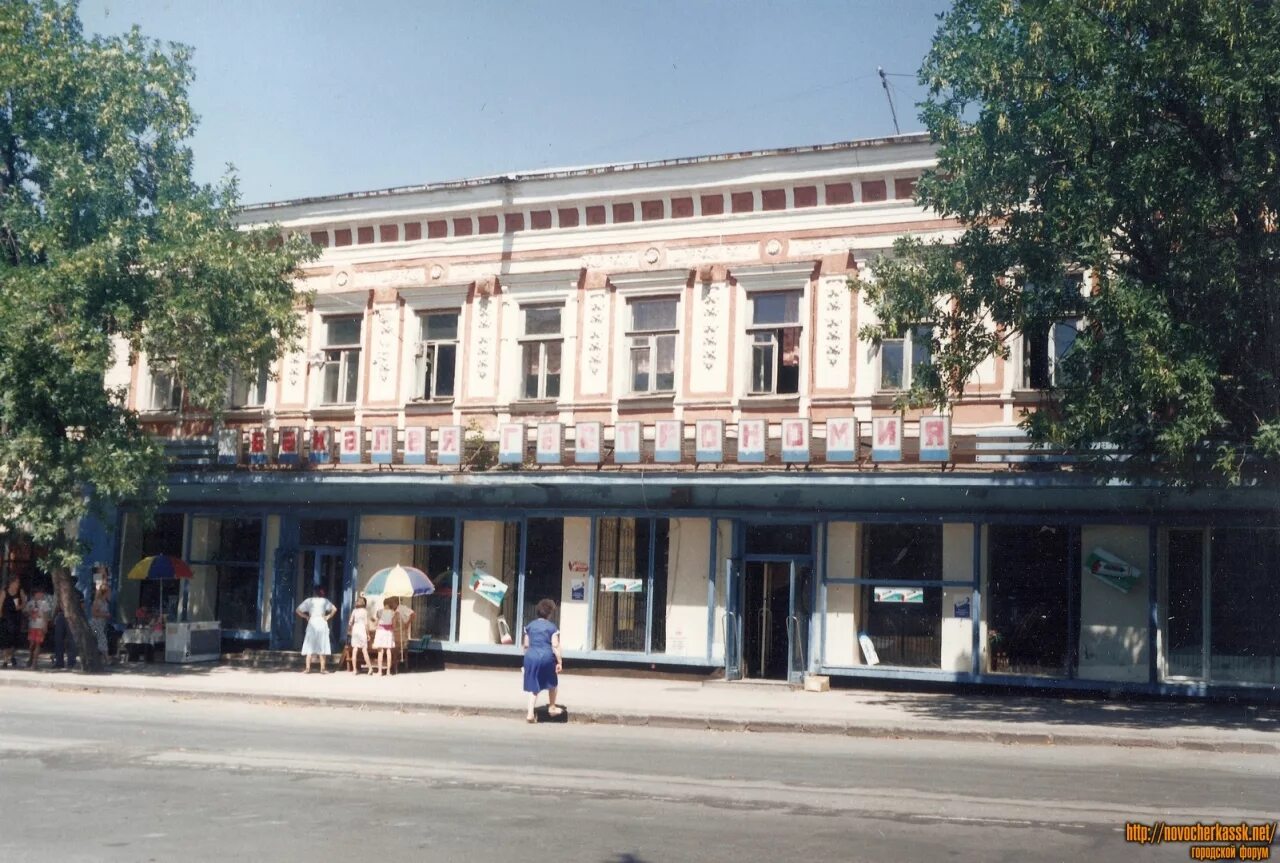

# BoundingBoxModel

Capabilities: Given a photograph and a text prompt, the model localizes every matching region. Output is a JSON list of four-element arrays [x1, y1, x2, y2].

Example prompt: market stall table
[[120, 627, 165, 663]]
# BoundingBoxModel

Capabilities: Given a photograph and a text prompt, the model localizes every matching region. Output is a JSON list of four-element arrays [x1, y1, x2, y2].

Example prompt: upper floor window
[[521, 306, 562, 400], [879, 324, 933, 391], [227, 365, 268, 409], [1023, 273, 1085, 389], [1024, 318, 1081, 389], [148, 364, 183, 411], [416, 311, 459, 400], [320, 315, 361, 404], [748, 290, 801, 395], [627, 298, 678, 394]]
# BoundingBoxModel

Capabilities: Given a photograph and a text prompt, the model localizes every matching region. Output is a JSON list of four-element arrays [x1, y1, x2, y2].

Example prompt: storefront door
[[296, 547, 346, 650], [738, 559, 812, 682]]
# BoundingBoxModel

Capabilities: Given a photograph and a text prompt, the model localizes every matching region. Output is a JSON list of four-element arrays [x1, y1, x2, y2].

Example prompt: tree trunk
[[52, 567, 104, 674]]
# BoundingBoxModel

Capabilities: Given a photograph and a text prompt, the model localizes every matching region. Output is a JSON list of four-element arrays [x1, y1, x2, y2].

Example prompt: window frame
[[1022, 315, 1084, 390], [319, 314, 363, 405], [147, 362, 184, 412], [625, 296, 679, 395], [415, 310, 460, 401], [746, 289, 803, 396], [878, 323, 934, 392], [518, 304, 564, 401], [227, 365, 269, 410]]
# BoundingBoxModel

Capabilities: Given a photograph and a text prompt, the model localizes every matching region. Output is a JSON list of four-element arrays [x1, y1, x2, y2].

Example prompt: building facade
[[97, 134, 1278, 695]]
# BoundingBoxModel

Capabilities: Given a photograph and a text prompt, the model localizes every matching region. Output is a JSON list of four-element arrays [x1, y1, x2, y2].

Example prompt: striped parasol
[[126, 554, 193, 581], [362, 564, 435, 599]]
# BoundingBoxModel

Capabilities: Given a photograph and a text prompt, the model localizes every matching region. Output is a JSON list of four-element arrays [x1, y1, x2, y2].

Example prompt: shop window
[[748, 291, 801, 395], [1165, 529, 1205, 678], [416, 311, 459, 400], [133, 513, 185, 622], [987, 525, 1072, 676], [857, 524, 943, 668], [879, 324, 933, 391], [1209, 528, 1279, 684], [227, 365, 269, 409], [410, 516, 457, 641], [320, 315, 362, 404], [594, 517, 669, 653], [520, 306, 562, 400], [190, 517, 264, 633], [627, 298, 678, 394], [522, 517, 564, 632]]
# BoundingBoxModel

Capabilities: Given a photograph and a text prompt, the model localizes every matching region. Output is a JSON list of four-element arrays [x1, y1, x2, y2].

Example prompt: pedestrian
[[25, 586, 52, 668], [347, 594, 372, 675], [1, 576, 26, 668], [90, 578, 112, 661], [522, 598, 563, 723], [392, 595, 415, 672], [371, 597, 396, 676], [295, 586, 337, 673], [52, 588, 80, 671]]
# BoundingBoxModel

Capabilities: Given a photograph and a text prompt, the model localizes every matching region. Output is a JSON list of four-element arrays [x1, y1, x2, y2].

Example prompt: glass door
[[296, 547, 346, 650], [741, 560, 808, 681]]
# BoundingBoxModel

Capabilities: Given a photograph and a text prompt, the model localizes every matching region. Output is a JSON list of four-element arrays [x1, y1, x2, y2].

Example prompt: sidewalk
[[2, 663, 1277, 753]]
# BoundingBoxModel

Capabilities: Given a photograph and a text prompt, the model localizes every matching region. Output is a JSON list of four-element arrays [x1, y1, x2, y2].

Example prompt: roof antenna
[[878, 67, 901, 135]]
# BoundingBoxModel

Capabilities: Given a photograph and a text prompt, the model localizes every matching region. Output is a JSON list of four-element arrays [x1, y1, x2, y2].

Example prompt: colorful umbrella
[[126, 554, 193, 581], [363, 564, 435, 598]]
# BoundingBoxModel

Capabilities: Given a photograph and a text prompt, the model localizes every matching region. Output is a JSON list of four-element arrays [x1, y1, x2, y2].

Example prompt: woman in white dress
[[295, 588, 337, 673]]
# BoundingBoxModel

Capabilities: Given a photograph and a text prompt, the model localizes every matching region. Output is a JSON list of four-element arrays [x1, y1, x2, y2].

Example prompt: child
[[371, 599, 396, 676], [348, 595, 372, 675], [26, 588, 52, 668]]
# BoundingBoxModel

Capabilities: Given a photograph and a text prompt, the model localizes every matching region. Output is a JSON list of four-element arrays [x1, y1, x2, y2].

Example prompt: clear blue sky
[[78, 1, 950, 205]]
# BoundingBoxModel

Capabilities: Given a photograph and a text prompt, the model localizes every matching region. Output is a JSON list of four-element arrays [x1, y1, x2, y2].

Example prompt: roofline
[[240, 133, 933, 214]]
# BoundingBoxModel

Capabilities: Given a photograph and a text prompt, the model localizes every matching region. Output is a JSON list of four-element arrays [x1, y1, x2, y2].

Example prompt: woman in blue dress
[[522, 598, 563, 723]]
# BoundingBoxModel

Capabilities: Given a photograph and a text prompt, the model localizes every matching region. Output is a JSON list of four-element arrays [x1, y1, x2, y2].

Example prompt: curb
[[2, 675, 1276, 755]]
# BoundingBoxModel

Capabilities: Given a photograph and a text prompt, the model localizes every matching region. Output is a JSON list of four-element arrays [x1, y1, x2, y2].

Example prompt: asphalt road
[[0, 687, 1275, 863]]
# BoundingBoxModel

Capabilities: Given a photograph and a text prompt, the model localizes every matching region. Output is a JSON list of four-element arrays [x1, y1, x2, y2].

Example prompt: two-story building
[[96, 133, 1277, 696]]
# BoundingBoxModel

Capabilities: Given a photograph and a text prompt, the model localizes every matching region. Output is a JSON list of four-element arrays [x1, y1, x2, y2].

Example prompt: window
[[627, 298, 677, 394], [148, 365, 183, 411], [879, 324, 933, 391], [416, 311, 459, 400], [410, 517, 457, 640], [189, 516, 264, 633], [594, 517, 670, 653], [520, 306, 562, 400], [227, 365, 268, 409], [748, 290, 801, 395], [1023, 317, 1082, 389], [858, 524, 943, 668], [320, 316, 361, 404]]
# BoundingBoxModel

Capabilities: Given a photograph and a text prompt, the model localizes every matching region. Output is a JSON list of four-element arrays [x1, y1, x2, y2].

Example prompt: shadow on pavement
[[855, 691, 1280, 734]]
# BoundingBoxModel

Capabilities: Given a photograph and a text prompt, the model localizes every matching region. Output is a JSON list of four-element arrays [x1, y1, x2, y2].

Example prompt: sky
[[77, 0, 950, 206]]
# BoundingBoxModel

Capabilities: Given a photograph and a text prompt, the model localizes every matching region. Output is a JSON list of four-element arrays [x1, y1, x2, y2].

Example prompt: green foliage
[[862, 0, 1280, 483], [0, 0, 317, 567]]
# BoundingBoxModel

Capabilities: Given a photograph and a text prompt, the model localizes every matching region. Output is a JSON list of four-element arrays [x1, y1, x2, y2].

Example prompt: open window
[[416, 311, 459, 400], [748, 290, 802, 395]]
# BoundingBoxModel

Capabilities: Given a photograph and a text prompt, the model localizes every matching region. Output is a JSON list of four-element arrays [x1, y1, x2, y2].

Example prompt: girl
[[348, 595, 372, 675], [371, 598, 396, 676]]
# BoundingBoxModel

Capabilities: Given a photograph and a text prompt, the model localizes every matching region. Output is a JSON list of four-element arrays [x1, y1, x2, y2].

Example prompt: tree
[[861, 0, 1280, 482], [0, 0, 316, 670]]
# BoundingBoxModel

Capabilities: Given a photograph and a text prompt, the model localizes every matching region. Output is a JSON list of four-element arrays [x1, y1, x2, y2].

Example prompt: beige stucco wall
[[663, 517, 712, 658], [823, 521, 861, 666], [941, 523, 975, 673], [558, 518, 590, 651], [1077, 525, 1149, 682]]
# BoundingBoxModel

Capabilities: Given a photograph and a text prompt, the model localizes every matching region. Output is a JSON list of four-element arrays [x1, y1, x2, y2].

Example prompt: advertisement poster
[[600, 577, 643, 593], [570, 579, 586, 601], [1084, 548, 1142, 593], [468, 570, 509, 608]]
